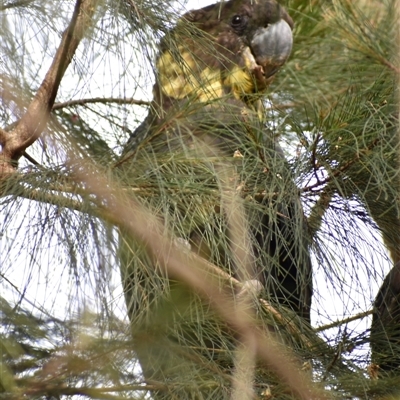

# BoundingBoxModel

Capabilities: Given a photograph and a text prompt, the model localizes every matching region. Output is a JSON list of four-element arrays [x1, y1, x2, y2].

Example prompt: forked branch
[[0, 0, 98, 177]]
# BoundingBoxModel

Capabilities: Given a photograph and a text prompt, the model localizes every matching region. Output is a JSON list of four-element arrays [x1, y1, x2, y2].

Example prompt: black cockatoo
[[119, 0, 312, 397]]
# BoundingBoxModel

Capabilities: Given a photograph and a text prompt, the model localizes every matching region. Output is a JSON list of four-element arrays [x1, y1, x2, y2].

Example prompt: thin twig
[[315, 310, 373, 333], [302, 137, 381, 193], [22, 151, 41, 166], [52, 97, 150, 110]]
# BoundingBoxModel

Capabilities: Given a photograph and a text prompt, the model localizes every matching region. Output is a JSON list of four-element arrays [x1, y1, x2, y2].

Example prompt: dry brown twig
[[52, 97, 150, 110], [0, 0, 99, 177]]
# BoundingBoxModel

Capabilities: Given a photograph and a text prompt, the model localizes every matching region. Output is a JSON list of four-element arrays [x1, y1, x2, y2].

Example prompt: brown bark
[[0, 0, 99, 179]]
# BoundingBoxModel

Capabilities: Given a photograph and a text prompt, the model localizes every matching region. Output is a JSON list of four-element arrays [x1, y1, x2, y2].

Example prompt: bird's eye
[[231, 15, 244, 28]]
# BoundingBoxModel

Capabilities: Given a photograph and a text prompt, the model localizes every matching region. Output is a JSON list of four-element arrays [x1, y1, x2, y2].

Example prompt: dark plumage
[[123, 0, 294, 152], [119, 0, 312, 396], [371, 262, 400, 375]]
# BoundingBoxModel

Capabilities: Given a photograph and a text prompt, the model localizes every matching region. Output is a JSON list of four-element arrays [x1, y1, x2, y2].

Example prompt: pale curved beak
[[250, 19, 293, 78]]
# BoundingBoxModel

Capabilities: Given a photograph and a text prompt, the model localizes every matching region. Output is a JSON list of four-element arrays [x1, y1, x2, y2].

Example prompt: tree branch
[[1, 97, 149, 134], [0, 0, 99, 177], [316, 310, 373, 333], [52, 97, 150, 110]]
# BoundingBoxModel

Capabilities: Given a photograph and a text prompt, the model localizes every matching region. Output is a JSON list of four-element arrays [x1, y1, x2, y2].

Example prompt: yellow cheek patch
[[223, 66, 255, 99], [157, 46, 256, 102], [157, 47, 224, 101], [156, 49, 195, 99]]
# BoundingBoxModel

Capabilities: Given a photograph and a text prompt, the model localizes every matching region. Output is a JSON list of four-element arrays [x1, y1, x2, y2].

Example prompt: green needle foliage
[[0, 0, 399, 399]]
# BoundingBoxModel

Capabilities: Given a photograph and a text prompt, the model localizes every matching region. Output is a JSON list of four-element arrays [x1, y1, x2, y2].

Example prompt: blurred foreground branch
[[70, 155, 331, 400]]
